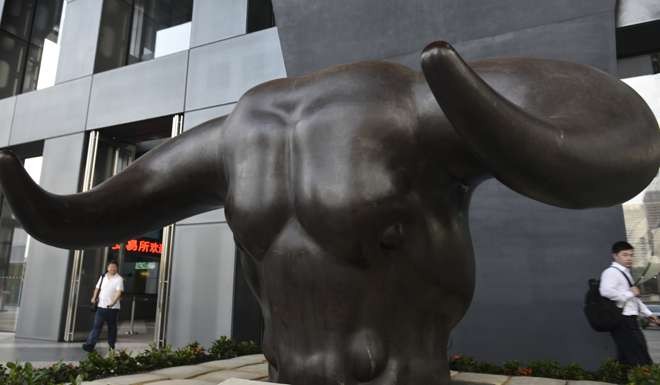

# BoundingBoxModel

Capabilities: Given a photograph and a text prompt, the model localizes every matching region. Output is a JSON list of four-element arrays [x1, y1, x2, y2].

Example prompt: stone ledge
[[192, 369, 266, 383], [78, 354, 618, 385], [84, 372, 168, 384], [451, 372, 510, 385], [505, 377, 566, 385], [150, 365, 218, 379], [199, 355, 267, 370]]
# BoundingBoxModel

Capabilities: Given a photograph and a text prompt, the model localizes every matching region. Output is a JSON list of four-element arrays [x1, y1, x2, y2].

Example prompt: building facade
[[0, 0, 657, 369]]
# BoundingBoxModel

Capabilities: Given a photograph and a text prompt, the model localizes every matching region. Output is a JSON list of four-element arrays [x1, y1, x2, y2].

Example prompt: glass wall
[[622, 73, 660, 300], [0, 155, 42, 331], [94, 0, 193, 73], [0, 0, 67, 99]]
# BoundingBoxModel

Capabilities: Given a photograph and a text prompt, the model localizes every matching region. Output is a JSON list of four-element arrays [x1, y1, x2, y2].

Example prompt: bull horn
[[0, 118, 226, 249], [421, 41, 660, 208]]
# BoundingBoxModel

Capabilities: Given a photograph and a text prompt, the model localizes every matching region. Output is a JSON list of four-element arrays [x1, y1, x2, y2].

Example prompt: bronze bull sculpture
[[0, 41, 659, 385]]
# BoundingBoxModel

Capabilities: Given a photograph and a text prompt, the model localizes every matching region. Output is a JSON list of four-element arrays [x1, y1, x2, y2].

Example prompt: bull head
[[0, 42, 657, 385]]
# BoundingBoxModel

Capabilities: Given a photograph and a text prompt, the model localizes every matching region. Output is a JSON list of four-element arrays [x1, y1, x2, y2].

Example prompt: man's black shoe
[[81, 343, 94, 353]]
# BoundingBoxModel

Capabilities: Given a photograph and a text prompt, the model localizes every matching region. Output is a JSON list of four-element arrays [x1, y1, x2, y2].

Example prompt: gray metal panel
[[55, 0, 104, 83], [191, 0, 247, 48], [389, 11, 617, 74], [178, 208, 226, 225], [449, 179, 618, 368], [0, 97, 16, 147], [15, 133, 85, 341], [185, 28, 286, 111], [87, 52, 188, 130], [183, 104, 236, 131], [10, 77, 91, 145], [272, 0, 615, 76], [617, 0, 660, 27], [167, 222, 236, 347], [179, 103, 237, 225]]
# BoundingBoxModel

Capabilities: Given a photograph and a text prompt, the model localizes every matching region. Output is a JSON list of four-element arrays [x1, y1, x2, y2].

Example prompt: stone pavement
[[81, 354, 617, 385]]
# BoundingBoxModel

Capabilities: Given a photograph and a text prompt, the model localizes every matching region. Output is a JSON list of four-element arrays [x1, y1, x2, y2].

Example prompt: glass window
[[94, 0, 193, 73], [247, 0, 275, 33], [0, 0, 66, 99], [622, 72, 660, 300], [0, 155, 42, 332]]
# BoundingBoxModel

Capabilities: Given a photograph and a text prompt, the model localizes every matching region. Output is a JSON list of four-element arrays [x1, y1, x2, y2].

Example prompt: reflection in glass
[[622, 73, 660, 299], [0, 156, 42, 332], [94, 0, 192, 73], [0, 0, 66, 98]]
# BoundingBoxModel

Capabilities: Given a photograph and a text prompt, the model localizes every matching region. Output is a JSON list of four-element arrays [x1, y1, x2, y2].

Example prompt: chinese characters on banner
[[112, 239, 162, 254]]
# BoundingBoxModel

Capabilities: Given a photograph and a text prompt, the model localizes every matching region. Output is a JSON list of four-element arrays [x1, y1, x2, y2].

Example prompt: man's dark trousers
[[610, 315, 653, 365], [83, 308, 119, 350]]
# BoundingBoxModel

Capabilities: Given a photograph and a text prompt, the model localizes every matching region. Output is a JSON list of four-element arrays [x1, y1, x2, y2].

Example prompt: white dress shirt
[[599, 262, 651, 317], [96, 274, 124, 310]]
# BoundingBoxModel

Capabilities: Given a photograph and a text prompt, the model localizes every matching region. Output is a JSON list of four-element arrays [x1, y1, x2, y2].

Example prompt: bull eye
[[380, 223, 405, 250]]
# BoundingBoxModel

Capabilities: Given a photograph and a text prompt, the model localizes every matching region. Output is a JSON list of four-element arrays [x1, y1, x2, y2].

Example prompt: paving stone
[[451, 372, 510, 385], [148, 381, 214, 385], [566, 381, 616, 385], [219, 379, 282, 385], [506, 377, 566, 385], [199, 355, 267, 370], [86, 373, 168, 385], [193, 369, 266, 383], [150, 365, 217, 379], [451, 371, 458, 377], [234, 362, 269, 374]]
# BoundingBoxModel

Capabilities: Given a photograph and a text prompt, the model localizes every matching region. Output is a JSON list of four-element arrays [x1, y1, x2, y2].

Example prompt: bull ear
[[0, 117, 227, 249], [421, 41, 660, 208]]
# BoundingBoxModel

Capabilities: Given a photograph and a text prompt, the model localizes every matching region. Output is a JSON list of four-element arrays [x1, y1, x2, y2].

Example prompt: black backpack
[[584, 268, 632, 332]]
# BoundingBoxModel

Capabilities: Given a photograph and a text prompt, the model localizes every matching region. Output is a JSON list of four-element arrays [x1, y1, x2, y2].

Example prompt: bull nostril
[[380, 223, 405, 250], [349, 329, 387, 382]]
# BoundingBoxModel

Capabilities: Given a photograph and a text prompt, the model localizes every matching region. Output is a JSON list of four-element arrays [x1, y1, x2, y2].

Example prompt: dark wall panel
[[272, 0, 615, 76], [453, 180, 618, 368], [389, 12, 616, 74]]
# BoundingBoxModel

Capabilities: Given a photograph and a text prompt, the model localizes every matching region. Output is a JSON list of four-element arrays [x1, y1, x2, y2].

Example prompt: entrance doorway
[[63, 115, 182, 344]]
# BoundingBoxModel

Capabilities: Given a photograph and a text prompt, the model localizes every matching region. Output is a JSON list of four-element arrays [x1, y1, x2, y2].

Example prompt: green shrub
[[596, 359, 629, 384], [628, 365, 660, 385], [209, 336, 260, 359], [562, 362, 593, 381], [449, 353, 660, 384], [527, 360, 562, 379]]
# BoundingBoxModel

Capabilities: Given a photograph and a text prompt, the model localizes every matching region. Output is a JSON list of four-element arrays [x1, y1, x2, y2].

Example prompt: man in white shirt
[[599, 241, 658, 366], [82, 260, 124, 353]]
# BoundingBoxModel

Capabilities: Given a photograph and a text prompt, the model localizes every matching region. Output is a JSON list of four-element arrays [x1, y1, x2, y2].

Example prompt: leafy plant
[[209, 336, 260, 359], [628, 365, 660, 385], [596, 359, 629, 384]]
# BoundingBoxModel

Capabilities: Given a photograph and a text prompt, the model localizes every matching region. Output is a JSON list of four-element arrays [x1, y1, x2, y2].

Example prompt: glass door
[[64, 115, 181, 343]]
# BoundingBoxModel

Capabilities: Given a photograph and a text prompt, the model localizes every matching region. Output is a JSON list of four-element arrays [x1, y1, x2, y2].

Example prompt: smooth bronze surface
[[0, 42, 658, 385]]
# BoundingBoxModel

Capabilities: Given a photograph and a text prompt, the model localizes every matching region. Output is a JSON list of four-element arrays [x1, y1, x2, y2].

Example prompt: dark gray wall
[[272, 0, 620, 367], [273, 0, 616, 75], [455, 180, 619, 368]]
